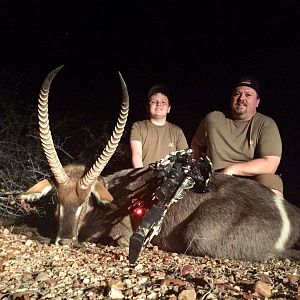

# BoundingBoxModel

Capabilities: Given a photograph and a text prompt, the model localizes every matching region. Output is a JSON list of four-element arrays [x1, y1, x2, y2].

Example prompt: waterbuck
[[20, 66, 300, 261], [20, 66, 132, 246]]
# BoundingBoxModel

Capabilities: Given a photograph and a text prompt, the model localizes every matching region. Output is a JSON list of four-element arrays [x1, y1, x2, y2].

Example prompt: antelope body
[[20, 67, 300, 261], [104, 167, 300, 261]]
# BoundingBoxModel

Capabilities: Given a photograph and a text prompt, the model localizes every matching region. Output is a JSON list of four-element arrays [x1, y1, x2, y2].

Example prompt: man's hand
[[221, 164, 237, 176], [221, 156, 281, 177]]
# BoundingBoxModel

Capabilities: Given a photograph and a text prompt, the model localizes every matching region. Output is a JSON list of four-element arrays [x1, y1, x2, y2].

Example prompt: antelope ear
[[19, 178, 55, 201], [92, 181, 114, 203]]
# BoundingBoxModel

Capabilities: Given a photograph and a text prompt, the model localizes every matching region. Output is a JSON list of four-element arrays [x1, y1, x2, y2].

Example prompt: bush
[[0, 96, 131, 220]]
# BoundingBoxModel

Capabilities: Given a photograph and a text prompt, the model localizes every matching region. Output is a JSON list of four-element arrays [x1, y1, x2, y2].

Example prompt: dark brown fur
[[101, 168, 300, 261]]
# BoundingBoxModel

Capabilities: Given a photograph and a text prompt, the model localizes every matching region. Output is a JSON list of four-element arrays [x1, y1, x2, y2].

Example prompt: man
[[130, 84, 188, 168], [191, 76, 283, 197]]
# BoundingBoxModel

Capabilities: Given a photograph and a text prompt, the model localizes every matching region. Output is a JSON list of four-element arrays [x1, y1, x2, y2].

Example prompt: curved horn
[[79, 72, 129, 189], [38, 65, 69, 186]]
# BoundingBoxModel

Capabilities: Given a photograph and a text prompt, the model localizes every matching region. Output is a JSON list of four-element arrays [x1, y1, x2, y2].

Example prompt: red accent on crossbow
[[134, 207, 145, 217]]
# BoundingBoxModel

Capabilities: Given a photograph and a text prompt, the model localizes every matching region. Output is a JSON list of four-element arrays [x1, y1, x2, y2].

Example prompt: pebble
[[146, 291, 157, 299], [178, 288, 197, 300], [254, 281, 272, 298], [24, 239, 33, 246], [109, 287, 124, 299], [35, 272, 49, 282]]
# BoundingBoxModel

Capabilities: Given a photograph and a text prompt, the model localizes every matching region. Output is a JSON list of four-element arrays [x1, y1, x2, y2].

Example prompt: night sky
[[1, 1, 299, 203]]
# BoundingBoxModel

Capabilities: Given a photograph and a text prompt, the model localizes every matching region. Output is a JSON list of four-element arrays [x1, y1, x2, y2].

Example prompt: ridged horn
[[38, 65, 69, 186], [79, 72, 129, 189]]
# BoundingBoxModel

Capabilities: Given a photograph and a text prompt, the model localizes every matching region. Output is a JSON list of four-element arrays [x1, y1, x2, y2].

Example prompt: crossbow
[[128, 149, 213, 263]]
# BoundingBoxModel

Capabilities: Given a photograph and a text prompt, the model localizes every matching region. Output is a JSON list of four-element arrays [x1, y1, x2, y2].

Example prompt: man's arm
[[191, 137, 206, 160], [130, 140, 143, 168], [191, 117, 207, 160], [223, 116, 282, 177], [222, 155, 281, 176]]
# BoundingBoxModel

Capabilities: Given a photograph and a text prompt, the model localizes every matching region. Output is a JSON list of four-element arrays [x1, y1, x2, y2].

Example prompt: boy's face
[[148, 93, 171, 118]]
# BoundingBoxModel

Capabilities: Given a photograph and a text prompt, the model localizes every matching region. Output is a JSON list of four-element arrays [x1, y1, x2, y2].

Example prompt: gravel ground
[[0, 226, 299, 300]]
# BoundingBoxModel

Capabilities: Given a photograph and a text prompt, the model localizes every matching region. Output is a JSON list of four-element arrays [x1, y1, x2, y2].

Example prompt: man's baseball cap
[[234, 76, 260, 96]]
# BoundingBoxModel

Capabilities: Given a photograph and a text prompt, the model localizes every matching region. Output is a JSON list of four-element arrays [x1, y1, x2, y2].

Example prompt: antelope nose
[[56, 238, 73, 246]]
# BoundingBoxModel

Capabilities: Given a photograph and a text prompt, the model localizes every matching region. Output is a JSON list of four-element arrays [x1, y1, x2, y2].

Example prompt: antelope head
[[20, 66, 129, 245]]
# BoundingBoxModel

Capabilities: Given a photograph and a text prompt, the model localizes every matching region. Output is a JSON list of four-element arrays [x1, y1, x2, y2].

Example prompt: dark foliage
[[0, 96, 131, 220]]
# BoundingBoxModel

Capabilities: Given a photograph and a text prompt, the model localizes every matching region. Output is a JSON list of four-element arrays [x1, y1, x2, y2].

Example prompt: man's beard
[[234, 104, 246, 115]]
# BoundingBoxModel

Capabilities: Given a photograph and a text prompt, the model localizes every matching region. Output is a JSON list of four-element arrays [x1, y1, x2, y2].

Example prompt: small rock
[[58, 271, 66, 277], [108, 279, 125, 290], [287, 274, 300, 284], [35, 272, 49, 282], [160, 284, 168, 293], [205, 294, 218, 300], [146, 291, 158, 299], [178, 288, 197, 300], [123, 278, 132, 288], [109, 287, 124, 299], [181, 264, 194, 276], [2, 228, 10, 236], [24, 239, 33, 246], [233, 285, 241, 291], [134, 263, 144, 270], [164, 277, 186, 286], [82, 277, 90, 285], [138, 276, 148, 284], [152, 246, 159, 252], [254, 281, 272, 298]]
